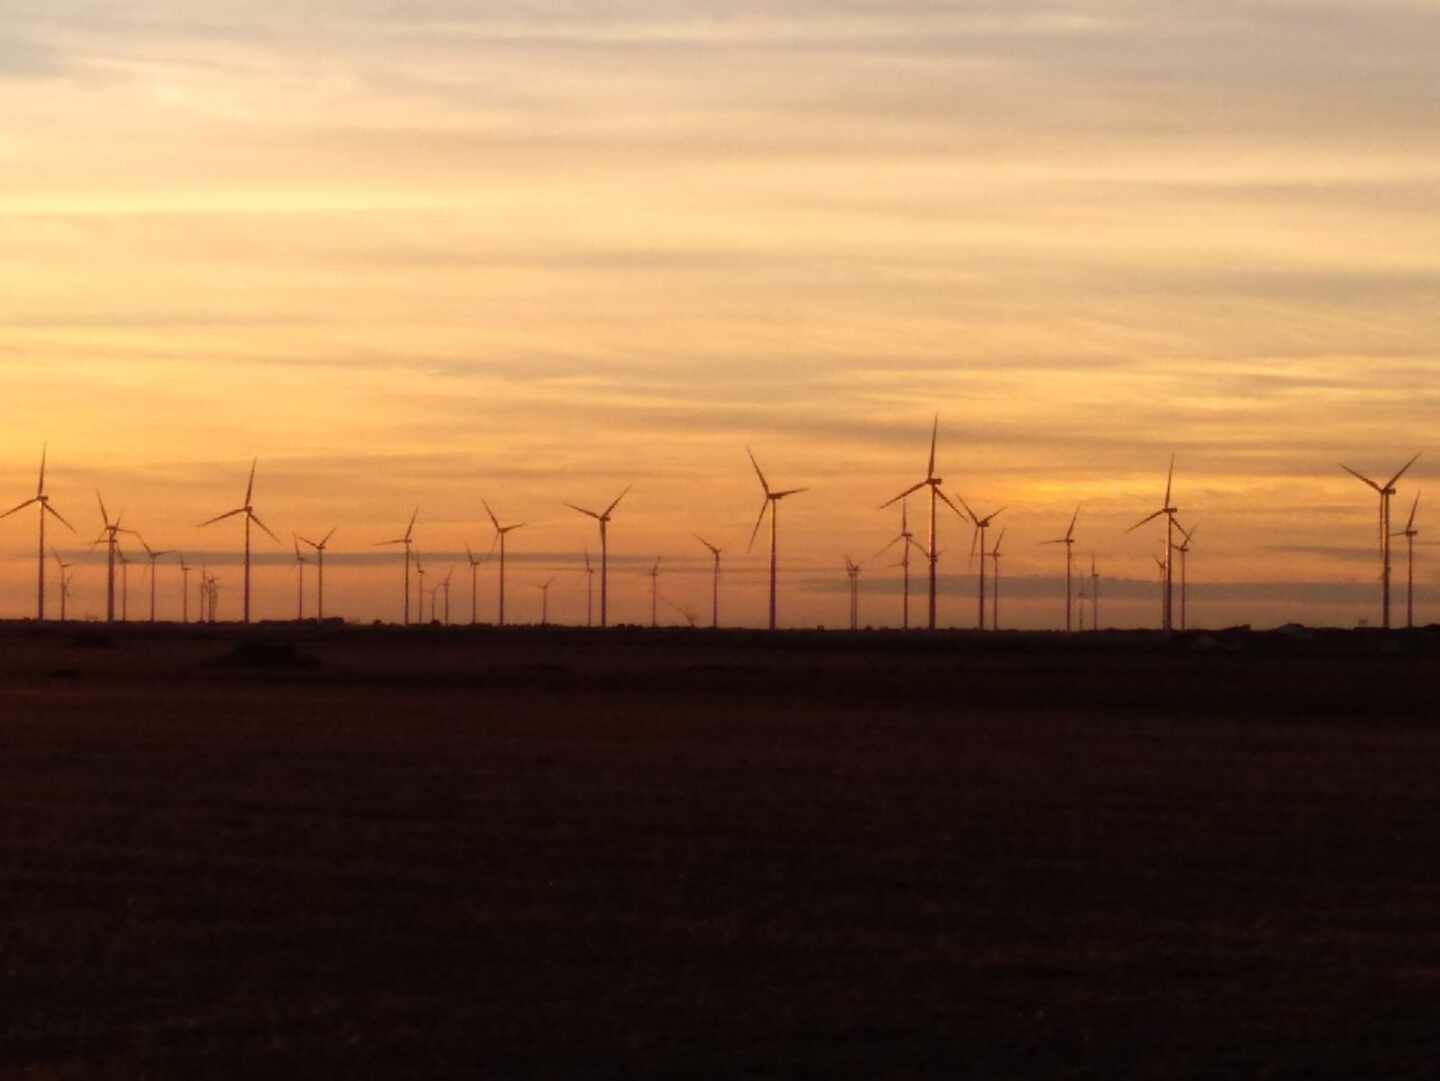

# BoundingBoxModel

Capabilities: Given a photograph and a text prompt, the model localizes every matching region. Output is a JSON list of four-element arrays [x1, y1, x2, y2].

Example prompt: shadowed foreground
[[3, 624, 1439, 1078]]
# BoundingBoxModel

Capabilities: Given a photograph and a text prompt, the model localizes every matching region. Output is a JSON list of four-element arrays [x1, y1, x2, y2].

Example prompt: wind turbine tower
[[1340, 453, 1421, 630], [566, 486, 630, 628], [1126, 455, 1180, 632], [874, 501, 916, 629], [140, 540, 173, 623], [482, 499, 524, 626], [178, 554, 193, 624], [292, 537, 311, 620], [377, 508, 419, 625], [989, 527, 1007, 631], [464, 544, 484, 625], [746, 448, 809, 632], [51, 549, 74, 622], [647, 557, 661, 628], [1392, 492, 1421, 629], [537, 576, 554, 626], [955, 496, 1005, 631], [296, 528, 336, 621], [694, 536, 723, 629], [844, 556, 862, 631], [1173, 521, 1198, 631], [1, 446, 77, 621], [93, 494, 135, 624]]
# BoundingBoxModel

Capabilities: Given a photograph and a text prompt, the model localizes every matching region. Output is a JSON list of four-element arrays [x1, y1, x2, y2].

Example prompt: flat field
[[3, 623, 1439, 1079]]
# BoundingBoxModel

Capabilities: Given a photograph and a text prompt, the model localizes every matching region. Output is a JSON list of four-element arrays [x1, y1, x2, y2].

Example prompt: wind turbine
[[206, 572, 220, 622], [116, 546, 132, 622], [139, 539, 173, 623], [1340, 453, 1421, 630], [953, 497, 1005, 631], [566, 486, 630, 628], [414, 552, 428, 622], [844, 555, 862, 631], [1076, 580, 1089, 631], [1, 446, 76, 620], [376, 508, 419, 625], [1392, 492, 1421, 629], [581, 549, 596, 627], [198, 561, 210, 623], [1172, 521, 1198, 631], [989, 527, 1007, 631], [442, 567, 454, 625], [537, 577, 554, 626], [93, 494, 136, 624], [873, 500, 917, 629], [296, 527, 336, 621], [52, 549, 75, 622], [646, 557, 661, 628], [464, 544, 485, 625], [1126, 455, 1179, 633], [880, 417, 963, 631], [291, 537, 311, 621], [694, 535, 723, 629], [198, 459, 279, 624], [1090, 555, 1100, 631], [482, 499, 524, 626], [1042, 506, 1080, 632], [178, 553, 193, 624], [747, 448, 808, 631]]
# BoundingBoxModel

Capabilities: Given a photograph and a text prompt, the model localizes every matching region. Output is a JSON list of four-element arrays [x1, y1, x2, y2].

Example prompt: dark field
[[3, 623, 1440, 1079]]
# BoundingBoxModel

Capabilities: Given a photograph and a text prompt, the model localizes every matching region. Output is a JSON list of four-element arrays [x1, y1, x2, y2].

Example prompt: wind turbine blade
[[968, 525, 979, 563], [199, 508, 246, 527], [746, 447, 771, 496], [249, 511, 281, 543], [0, 497, 38, 520], [935, 487, 964, 518], [1339, 464, 1382, 491], [465, 542, 476, 564], [320, 526, 337, 546], [566, 502, 601, 520], [926, 414, 938, 480], [990, 506, 1007, 521], [44, 503, 77, 532], [296, 535, 318, 549], [481, 498, 501, 530], [603, 485, 632, 517], [955, 494, 980, 525], [747, 499, 769, 553], [37, 444, 47, 497], [96, 491, 110, 526], [1066, 505, 1080, 541], [871, 535, 902, 560], [405, 506, 419, 540], [994, 527, 1007, 554], [1125, 508, 1166, 534], [773, 487, 808, 499], [1386, 451, 1423, 490], [879, 481, 926, 509], [245, 458, 257, 505], [1407, 491, 1420, 531], [1164, 453, 1175, 506]]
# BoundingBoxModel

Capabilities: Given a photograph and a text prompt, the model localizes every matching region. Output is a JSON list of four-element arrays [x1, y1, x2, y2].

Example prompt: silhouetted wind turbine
[[296, 527, 336, 621], [844, 555, 862, 631], [1, 446, 76, 621], [464, 543, 484, 625], [377, 508, 418, 625], [52, 548, 74, 622], [989, 527, 1007, 631], [747, 448, 808, 631], [292, 537, 311, 621], [482, 499, 524, 626], [581, 549, 596, 627], [139, 539, 173, 623], [954, 497, 1005, 631], [117, 546, 132, 622], [1172, 521, 1198, 631], [694, 535, 723, 629], [537, 576, 554, 626], [1090, 554, 1100, 631], [1392, 492, 1421, 629], [873, 500, 917, 629], [881, 417, 963, 631], [93, 494, 136, 623], [1340, 453, 1421, 630], [646, 557, 661, 628], [178, 553, 193, 624], [1076, 579, 1089, 631], [1126, 455, 1179, 632], [414, 551, 428, 622], [442, 567, 453, 625], [1042, 506, 1080, 632], [198, 459, 278, 624], [566, 486, 629, 629]]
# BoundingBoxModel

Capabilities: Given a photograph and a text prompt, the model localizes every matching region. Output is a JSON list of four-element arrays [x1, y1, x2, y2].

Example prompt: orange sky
[[2, 3, 1436, 628]]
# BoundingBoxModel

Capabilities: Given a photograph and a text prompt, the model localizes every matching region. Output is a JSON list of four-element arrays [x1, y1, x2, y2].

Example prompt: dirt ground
[[2, 623, 1439, 1079]]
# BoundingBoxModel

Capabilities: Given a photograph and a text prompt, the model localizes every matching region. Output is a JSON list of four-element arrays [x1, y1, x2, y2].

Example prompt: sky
[[2, 1, 1437, 629]]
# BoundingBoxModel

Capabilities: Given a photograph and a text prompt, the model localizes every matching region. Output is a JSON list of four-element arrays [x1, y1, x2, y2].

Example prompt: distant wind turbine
[[1340, 453, 1421, 630], [746, 448, 808, 632], [873, 500, 917, 629], [1, 446, 76, 621], [1042, 506, 1080, 632], [482, 499, 524, 626], [844, 555, 862, 631], [414, 552, 428, 622], [989, 527, 1007, 631], [1172, 521, 1198, 631], [464, 543, 485, 625], [694, 535, 723, 629], [52, 548, 75, 622], [296, 527, 336, 621], [376, 507, 419, 625], [198, 459, 279, 624], [880, 417, 962, 631], [536, 576, 554, 626], [139, 539, 174, 623], [1392, 491, 1421, 629], [292, 536, 311, 621], [442, 567, 453, 625], [1090, 554, 1100, 631], [1126, 455, 1180, 633], [953, 497, 1005, 631], [178, 553, 193, 624], [93, 494, 137, 624], [566, 486, 630, 629], [646, 557, 661, 628], [581, 549, 596, 627], [117, 546, 132, 622]]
